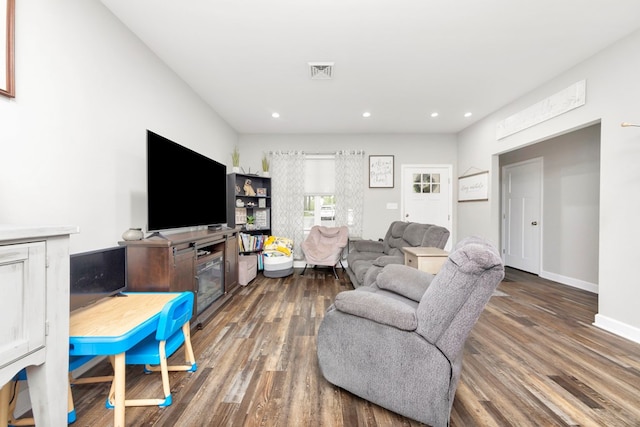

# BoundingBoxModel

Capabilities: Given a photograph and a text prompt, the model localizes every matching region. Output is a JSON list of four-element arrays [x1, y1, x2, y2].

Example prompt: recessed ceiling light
[[271, 112, 280, 118], [430, 112, 439, 118], [464, 112, 472, 118], [362, 112, 371, 118]]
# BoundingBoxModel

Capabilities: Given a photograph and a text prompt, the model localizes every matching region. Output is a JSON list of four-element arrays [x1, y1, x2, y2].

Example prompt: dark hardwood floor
[[67, 267, 640, 426]]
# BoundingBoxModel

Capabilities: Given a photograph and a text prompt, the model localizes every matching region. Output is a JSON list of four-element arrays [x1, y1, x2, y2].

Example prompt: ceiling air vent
[[309, 62, 334, 80]]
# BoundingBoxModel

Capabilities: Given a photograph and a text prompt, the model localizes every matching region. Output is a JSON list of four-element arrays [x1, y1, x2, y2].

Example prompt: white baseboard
[[594, 314, 640, 345], [539, 270, 598, 294]]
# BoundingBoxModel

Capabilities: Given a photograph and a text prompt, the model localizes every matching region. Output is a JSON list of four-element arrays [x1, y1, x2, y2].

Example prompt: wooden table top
[[70, 293, 178, 338]]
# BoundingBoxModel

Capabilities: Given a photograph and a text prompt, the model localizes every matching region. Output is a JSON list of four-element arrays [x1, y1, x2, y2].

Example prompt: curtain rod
[[269, 150, 365, 155]]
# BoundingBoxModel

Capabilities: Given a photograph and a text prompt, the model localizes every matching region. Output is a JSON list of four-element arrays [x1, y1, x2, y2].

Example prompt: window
[[303, 155, 335, 232], [412, 173, 441, 194], [304, 195, 336, 229]]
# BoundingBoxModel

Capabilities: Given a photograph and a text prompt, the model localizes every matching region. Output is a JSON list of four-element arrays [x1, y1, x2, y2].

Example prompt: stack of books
[[238, 233, 267, 253]]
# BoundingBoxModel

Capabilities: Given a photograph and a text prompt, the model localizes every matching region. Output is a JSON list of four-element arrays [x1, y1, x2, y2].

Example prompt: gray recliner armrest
[[375, 264, 435, 302], [372, 255, 404, 267], [333, 290, 417, 331], [352, 239, 385, 253]]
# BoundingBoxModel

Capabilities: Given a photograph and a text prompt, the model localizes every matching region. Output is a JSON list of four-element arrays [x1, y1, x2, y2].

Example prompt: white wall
[[239, 133, 457, 241], [0, 0, 237, 253], [458, 29, 640, 343], [499, 124, 600, 291]]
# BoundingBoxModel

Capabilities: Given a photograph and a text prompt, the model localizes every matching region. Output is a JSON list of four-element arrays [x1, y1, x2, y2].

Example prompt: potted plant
[[261, 153, 270, 177], [231, 147, 240, 173], [246, 215, 255, 230]]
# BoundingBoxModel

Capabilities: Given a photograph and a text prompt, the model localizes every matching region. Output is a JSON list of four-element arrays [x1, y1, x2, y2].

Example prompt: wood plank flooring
[[66, 267, 640, 426]]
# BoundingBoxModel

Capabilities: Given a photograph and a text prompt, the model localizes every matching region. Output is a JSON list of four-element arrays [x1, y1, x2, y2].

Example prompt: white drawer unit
[[0, 225, 78, 425]]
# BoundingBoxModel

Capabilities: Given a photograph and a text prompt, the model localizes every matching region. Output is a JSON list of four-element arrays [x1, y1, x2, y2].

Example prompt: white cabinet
[[0, 225, 78, 426], [0, 242, 46, 372]]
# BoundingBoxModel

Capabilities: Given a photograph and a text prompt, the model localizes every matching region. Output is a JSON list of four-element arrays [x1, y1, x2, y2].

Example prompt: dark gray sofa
[[317, 236, 505, 426], [346, 221, 450, 288]]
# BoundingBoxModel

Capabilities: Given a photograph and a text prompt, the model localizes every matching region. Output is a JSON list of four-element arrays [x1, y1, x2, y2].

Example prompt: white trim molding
[[594, 314, 640, 345], [539, 270, 598, 294]]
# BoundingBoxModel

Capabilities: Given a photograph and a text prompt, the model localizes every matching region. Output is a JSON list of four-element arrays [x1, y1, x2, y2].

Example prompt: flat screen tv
[[147, 130, 227, 232], [70, 246, 127, 311]]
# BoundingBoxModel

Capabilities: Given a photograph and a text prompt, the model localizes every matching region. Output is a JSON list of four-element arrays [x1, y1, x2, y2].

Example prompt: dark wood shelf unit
[[119, 227, 239, 328], [227, 173, 272, 236]]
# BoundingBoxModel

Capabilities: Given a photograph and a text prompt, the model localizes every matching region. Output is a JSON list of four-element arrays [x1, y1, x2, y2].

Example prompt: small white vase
[[232, 166, 240, 173], [122, 228, 144, 241], [262, 171, 270, 177]]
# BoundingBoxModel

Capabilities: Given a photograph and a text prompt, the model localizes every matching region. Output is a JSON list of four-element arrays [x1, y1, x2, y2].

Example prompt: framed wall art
[[1, 0, 15, 98], [458, 171, 489, 202], [369, 155, 394, 188]]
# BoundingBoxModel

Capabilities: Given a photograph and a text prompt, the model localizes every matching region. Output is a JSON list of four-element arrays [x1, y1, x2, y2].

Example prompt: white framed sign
[[458, 171, 489, 202], [369, 155, 394, 188]]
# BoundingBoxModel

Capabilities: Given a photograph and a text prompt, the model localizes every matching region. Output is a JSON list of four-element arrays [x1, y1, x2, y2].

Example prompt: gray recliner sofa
[[346, 221, 450, 288], [317, 236, 504, 427]]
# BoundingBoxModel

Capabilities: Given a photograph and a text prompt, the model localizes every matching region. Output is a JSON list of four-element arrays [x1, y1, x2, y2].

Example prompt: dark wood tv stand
[[119, 227, 239, 328]]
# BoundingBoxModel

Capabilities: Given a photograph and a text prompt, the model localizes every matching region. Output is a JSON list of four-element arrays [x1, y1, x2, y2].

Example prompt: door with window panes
[[401, 165, 453, 250]]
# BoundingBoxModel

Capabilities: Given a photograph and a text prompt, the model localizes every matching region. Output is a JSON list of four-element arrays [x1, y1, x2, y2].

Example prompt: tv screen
[[70, 246, 127, 311], [147, 130, 228, 232]]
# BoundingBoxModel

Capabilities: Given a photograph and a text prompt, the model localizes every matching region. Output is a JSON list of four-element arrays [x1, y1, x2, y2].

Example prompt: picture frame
[[369, 155, 394, 188], [0, 0, 15, 98], [256, 187, 267, 197], [254, 209, 269, 229], [458, 171, 489, 202], [235, 207, 247, 224]]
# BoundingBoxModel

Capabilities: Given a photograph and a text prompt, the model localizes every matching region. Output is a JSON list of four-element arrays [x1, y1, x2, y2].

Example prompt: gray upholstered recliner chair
[[317, 236, 504, 427]]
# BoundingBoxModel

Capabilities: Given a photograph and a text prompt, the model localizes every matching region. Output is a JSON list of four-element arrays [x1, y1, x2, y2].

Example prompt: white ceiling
[[100, 0, 640, 134]]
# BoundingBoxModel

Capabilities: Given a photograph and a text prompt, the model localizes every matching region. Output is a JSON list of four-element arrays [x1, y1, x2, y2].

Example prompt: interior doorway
[[498, 123, 600, 290]]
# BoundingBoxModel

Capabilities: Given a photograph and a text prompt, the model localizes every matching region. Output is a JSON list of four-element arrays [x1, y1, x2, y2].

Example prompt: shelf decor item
[[231, 146, 240, 173], [235, 208, 247, 224], [261, 153, 270, 177], [122, 228, 144, 241]]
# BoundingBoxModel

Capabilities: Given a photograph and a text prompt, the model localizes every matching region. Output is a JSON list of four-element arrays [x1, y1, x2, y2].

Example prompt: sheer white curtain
[[270, 151, 306, 259], [335, 150, 365, 238]]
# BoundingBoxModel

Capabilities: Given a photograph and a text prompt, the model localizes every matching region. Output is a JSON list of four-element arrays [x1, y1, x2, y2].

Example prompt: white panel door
[[502, 158, 542, 274], [401, 165, 453, 250]]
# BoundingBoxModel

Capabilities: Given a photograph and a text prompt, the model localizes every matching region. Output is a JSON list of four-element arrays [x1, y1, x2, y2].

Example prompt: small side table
[[402, 247, 449, 274]]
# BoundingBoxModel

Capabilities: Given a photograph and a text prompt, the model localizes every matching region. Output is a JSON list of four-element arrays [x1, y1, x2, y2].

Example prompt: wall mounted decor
[[1, 0, 15, 98], [458, 171, 489, 202], [369, 155, 394, 188], [496, 80, 586, 139]]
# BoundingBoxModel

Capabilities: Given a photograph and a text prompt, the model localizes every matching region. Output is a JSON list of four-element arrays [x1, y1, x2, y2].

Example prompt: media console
[[119, 227, 239, 328]]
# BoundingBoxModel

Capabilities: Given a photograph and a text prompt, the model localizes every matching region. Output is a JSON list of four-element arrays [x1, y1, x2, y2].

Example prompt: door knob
[[531, 221, 538, 226]]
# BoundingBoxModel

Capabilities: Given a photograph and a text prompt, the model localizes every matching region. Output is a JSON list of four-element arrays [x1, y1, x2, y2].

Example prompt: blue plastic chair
[[107, 292, 197, 408]]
